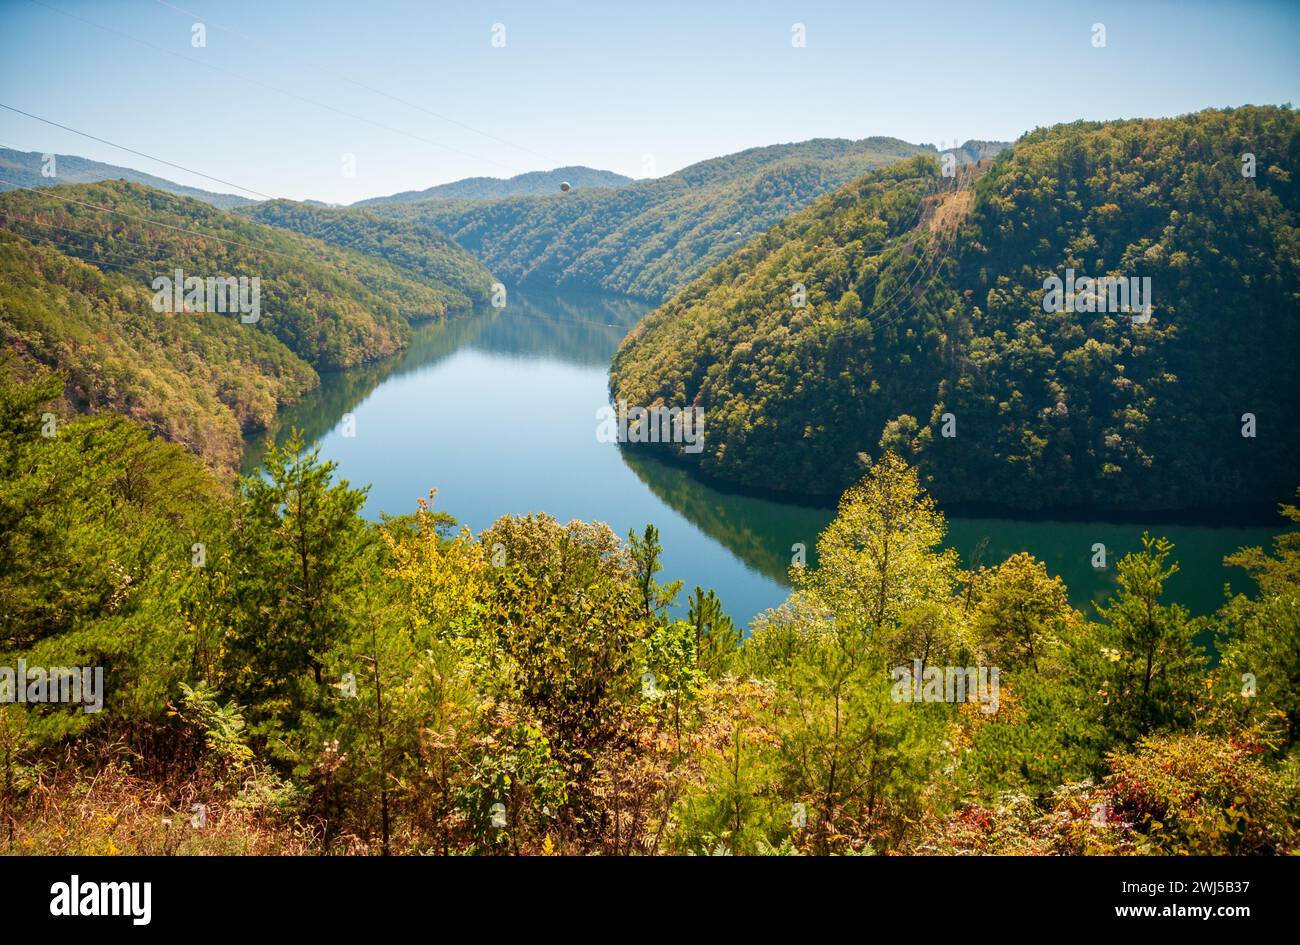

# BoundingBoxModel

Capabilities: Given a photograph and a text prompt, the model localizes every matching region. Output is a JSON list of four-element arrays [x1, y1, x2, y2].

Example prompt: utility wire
[[27, 0, 516, 171], [150, 0, 564, 168], [0, 103, 275, 201]]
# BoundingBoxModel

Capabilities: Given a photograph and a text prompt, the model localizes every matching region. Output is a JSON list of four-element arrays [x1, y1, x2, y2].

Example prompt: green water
[[245, 290, 1286, 626]]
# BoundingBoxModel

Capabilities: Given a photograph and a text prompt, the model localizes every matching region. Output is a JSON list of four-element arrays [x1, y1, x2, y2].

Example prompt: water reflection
[[620, 447, 830, 584], [241, 289, 1286, 624], [242, 312, 496, 473], [623, 441, 1282, 617]]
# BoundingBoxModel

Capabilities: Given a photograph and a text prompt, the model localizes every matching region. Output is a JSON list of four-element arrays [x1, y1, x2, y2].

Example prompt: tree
[[220, 431, 371, 726], [1224, 490, 1300, 596], [628, 524, 682, 620], [798, 451, 958, 631], [687, 587, 741, 678], [763, 613, 947, 853], [1088, 535, 1207, 742], [972, 552, 1075, 671], [1214, 580, 1300, 745], [671, 678, 783, 855]]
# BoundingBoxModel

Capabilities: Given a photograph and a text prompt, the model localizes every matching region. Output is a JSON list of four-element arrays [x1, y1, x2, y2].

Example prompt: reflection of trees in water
[[619, 446, 832, 585], [620, 446, 1276, 618], [241, 312, 495, 472], [473, 290, 652, 367], [241, 290, 649, 473]]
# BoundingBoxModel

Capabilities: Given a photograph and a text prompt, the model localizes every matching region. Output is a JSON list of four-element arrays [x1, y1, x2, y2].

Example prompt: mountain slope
[[369, 137, 939, 300], [610, 106, 1300, 512], [239, 199, 495, 312], [0, 232, 315, 468], [0, 180, 472, 467], [356, 165, 632, 205], [0, 146, 255, 210]]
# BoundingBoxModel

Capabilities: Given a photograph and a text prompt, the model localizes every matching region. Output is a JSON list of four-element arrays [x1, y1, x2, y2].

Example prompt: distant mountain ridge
[[2, 138, 1011, 305], [365, 136, 949, 300], [355, 166, 633, 205], [0, 146, 255, 210]]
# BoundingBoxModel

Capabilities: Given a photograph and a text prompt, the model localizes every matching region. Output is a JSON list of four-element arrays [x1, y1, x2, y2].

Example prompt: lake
[[244, 290, 1285, 627]]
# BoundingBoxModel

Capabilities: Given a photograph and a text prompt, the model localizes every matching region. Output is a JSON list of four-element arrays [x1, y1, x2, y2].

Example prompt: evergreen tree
[[220, 431, 371, 725]]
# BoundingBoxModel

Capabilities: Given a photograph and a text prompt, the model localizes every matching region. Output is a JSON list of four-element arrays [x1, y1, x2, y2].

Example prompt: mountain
[[610, 106, 1300, 513], [0, 180, 481, 468], [355, 165, 633, 205], [239, 199, 496, 313], [365, 137, 939, 300], [0, 146, 256, 210]]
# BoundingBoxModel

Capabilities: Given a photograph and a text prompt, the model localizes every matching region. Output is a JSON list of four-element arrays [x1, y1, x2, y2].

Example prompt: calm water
[[244, 291, 1285, 627]]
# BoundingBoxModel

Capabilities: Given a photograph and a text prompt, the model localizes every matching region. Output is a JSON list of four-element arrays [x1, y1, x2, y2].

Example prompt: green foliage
[[688, 587, 742, 678], [1086, 535, 1208, 742], [1214, 593, 1300, 743], [2, 384, 1295, 855], [0, 180, 492, 468], [0, 229, 315, 469], [671, 678, 785, 854], [240, 199, 495, 314], [612, 106, 1300, 512], [971, 552, 1075, 671], [171, 683, 255, 771], [0, 362, 224, 741], [954, 673, 1103, 797], [0, 181, 425, 369], [215, 432, 371, 732], [796, 451, 959, 630], [1224, 490, 1300, 595], [375, 137, 934, 300], [627, 523, 682, 620]]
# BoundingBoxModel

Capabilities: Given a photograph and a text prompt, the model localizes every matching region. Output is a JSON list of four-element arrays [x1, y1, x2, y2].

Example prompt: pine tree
[[220, 431, 371, 725]]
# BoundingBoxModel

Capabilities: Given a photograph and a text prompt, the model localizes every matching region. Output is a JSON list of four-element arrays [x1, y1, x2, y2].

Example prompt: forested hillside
[[239, 199, 495, 312], [0, 180, 480, 468], [0, 146, 255, 210], [355, 165, 632, 204], [367, 137, 940, 300], [611, 106, 1300, 512]]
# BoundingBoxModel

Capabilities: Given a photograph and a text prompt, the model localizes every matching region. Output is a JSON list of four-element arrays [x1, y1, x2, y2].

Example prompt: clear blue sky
[[1, 0, 1297, 204]]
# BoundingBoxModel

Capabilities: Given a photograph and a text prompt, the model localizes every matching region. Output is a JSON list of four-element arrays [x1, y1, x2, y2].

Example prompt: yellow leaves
[[386, 510, 488, 640]]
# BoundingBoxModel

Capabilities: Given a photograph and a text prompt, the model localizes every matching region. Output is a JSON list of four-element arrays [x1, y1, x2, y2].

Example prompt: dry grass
[[5, 759, 316, 856], [927, 188, 975, 239]]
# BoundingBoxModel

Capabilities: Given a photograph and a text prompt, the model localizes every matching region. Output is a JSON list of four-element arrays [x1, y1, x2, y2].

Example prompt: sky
[[1, 0, 1297, 204]]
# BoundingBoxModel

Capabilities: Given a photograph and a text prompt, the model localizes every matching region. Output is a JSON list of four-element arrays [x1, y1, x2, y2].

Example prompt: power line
[[150, 0, 564, 168], [0, 173, 322, 266], [28, 0, 517, 172], [0, 103, 275, 201]]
